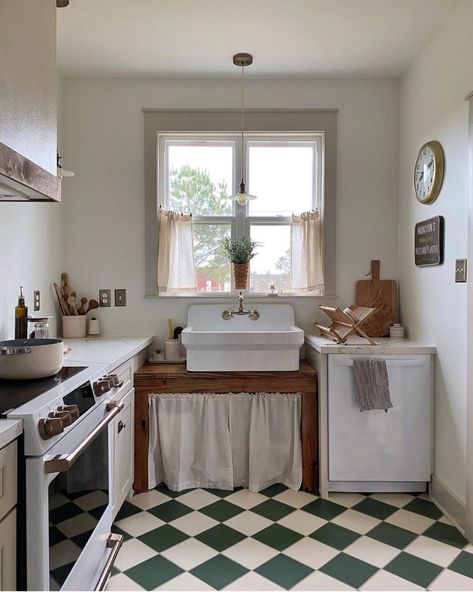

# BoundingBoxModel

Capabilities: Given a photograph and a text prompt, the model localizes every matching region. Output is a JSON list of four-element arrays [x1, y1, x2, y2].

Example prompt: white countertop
[[0, 419, 22, 449], [63, 336, 154, 372], [305, 335, 436, 354]]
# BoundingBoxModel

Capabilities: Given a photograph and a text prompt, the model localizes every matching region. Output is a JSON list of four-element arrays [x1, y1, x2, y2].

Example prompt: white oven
[[25, 378, 131, 591]]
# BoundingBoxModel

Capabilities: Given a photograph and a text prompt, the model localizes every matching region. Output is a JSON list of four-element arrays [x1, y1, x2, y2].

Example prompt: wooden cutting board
[[355, 260, 399, 337]]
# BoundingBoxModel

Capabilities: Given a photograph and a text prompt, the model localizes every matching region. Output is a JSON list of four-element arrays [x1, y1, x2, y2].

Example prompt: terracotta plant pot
[[233, 262, 249, 289]]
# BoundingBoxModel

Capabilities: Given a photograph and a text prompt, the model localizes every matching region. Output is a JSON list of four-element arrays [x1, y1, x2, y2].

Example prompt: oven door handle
[[44, 400, 124, 474], [95, 533, 124, 591]]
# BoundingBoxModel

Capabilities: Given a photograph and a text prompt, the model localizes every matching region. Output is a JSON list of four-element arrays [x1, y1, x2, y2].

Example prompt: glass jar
[[34, 320, 50, 339]]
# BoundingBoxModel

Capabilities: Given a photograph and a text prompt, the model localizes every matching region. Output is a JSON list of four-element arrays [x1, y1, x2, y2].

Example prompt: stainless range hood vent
[[0, 142, 61, 202]]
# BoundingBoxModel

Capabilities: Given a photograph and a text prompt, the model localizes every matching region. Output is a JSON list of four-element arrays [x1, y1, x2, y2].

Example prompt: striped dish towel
[[352, 359, 393, 412]]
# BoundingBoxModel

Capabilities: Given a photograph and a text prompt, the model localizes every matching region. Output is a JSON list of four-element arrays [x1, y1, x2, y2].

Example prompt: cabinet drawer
[[0, 509, 16, 591], [113, 359, 133, 390], [0, 441, 17, 521]]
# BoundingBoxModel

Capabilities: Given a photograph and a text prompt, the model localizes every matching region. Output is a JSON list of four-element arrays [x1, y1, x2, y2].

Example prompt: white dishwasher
[[328, 353, 432, 491]]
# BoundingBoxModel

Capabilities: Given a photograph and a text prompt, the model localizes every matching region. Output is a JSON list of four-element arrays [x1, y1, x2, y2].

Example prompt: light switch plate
[[99, 289, 111, 307], [114, 289, 127, 307], [33, 290, 40, 312], [455, 259, 467, 282]]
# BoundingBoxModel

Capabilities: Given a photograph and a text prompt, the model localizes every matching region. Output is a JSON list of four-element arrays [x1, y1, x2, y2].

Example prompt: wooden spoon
[[67, 295, 78, 315], [87, 299, 99, 312], [78, 297, 88, 315]]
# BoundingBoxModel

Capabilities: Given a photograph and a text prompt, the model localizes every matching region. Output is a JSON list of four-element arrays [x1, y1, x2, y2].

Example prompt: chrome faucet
[[222, 292, 259, 321]]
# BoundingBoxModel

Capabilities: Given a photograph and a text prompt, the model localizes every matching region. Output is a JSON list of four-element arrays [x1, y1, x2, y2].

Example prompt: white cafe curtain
[[291, 210, 324, 294], [157, 208, 196, 294], [148, 392, 302, 492]]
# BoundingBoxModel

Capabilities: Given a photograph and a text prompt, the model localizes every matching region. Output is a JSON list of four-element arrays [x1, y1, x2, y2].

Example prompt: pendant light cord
[[241, 63, 245, 184]]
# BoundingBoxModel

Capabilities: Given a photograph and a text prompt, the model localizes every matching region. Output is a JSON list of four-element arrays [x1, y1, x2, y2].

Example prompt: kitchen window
[[157, 132, 324, 294]]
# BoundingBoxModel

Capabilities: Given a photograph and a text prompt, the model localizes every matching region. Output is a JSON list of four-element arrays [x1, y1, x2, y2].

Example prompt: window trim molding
[[144, 109, 338, 298]]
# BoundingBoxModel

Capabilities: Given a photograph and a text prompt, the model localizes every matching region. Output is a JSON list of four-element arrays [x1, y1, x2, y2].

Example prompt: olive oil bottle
[[15, 286, 28, 339]]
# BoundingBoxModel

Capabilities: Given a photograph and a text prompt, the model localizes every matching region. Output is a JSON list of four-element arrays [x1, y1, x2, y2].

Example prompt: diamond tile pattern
[[104, 485, 473, 591]]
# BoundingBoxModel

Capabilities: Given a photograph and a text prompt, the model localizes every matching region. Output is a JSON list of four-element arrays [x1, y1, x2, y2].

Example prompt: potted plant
[[223, 238, 260, 290]]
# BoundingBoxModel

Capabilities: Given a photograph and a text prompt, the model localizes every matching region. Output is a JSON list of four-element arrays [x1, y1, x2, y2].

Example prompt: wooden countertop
[[135, 360, 316, 382]]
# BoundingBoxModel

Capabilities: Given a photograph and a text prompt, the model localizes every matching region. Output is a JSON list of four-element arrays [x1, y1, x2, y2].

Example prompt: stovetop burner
[[0, 366, 88, 416]]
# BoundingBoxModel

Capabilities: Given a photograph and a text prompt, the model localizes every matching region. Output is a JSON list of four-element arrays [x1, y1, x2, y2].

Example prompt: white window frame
[[157, 131, 324, 295]]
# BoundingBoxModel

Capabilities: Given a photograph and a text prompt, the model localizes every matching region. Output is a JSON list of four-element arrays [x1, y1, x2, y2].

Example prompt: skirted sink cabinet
[[133, 361, 318, 493]]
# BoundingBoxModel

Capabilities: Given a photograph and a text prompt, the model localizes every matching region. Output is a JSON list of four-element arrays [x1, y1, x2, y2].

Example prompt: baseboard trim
[[430, 475, 467, 534]]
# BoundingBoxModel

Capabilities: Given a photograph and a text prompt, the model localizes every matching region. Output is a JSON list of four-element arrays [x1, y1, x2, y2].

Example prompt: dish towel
[[352, 359, 393, 412]]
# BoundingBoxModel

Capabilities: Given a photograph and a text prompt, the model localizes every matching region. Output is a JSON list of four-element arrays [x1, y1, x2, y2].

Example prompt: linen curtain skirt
[[148, 392, 302, 492]]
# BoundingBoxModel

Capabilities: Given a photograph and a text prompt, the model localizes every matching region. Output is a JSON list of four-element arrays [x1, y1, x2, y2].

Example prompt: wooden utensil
[[77, 298, 88, 315], [355, 260, 398, 337], [87, 299, 99, 312], [61, 273, 71, 299], [67, 295, 78, 315], [53, 283, 69, 316]]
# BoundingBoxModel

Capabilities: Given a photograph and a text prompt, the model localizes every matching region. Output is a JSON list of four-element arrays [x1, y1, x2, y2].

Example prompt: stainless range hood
[[0, 142, 61, 202]]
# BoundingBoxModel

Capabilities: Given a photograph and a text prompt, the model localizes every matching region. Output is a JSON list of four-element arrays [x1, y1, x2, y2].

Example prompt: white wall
[[0, 0, 62, 339], [399, 0, 473, 508], [61, 77, 399, 341]]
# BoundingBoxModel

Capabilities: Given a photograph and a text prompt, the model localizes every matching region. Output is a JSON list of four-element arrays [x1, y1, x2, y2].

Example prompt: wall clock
[[414, 140, 445, 204]]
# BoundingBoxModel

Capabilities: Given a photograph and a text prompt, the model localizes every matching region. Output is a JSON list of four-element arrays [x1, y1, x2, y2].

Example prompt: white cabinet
[[0, 440, 17, 519], [328, 354, 431, 484], [112, 388, 134, 519], [0, 509, 16, 591], [0, 440, 17, 591]]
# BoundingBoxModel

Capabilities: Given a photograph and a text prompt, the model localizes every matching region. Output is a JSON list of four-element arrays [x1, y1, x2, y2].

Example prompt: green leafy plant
[[223, 238, 260, 264]]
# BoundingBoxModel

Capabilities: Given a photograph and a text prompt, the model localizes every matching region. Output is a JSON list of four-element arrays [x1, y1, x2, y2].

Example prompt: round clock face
[[414, 141, 444, 204]]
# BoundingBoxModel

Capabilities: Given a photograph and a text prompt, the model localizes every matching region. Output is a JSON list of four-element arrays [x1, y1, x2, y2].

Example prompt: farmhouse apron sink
[[182, 303, 304, 371]]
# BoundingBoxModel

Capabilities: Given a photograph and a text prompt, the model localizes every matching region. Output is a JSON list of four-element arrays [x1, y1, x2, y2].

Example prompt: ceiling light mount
[[56, 0, 70, 7], [233, 53, 253, 68]]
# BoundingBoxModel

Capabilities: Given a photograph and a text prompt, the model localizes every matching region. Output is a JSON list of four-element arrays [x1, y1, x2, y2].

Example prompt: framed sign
[[415, 216, 444, 266]]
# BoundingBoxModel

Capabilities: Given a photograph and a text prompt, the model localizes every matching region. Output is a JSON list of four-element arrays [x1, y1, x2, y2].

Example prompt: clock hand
[[427, 159, 434, 168], [418, 172, 424, 181]]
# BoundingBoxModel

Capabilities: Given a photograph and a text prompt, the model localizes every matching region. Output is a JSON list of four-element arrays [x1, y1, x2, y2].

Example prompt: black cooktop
[[0, 366, 87, 416]]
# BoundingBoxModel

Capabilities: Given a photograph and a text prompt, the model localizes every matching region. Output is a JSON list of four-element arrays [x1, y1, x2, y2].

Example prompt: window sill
[[144, 291, 336, 300]]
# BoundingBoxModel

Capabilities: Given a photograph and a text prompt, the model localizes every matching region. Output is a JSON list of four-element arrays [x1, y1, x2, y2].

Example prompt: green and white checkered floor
[[106, 485, 473, 591]]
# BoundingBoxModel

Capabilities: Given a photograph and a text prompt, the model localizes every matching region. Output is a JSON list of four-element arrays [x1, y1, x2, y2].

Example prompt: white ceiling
[[57, 0, 458, 78]]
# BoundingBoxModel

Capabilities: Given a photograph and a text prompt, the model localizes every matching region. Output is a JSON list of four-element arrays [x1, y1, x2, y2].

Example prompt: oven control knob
[[57, 404, 80, 422], [48, 410, 72, 426], [38, 417, 64, 440], [93, 379, 110, 396], [105, 374, 119, 387]]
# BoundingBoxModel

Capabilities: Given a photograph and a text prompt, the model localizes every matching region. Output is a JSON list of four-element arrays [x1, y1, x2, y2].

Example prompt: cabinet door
[[0, 509, 16, 591], [328, 354, 431, 482], [112, 388, 134, 518], [0, 441, 17, 521]]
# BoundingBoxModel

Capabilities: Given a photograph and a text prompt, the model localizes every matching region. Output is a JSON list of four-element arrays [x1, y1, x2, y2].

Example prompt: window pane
[[250, 225, 291, 292], [248, 144, 314, 215], [193, 223, 231, 292], [167, 144, 232, 215]]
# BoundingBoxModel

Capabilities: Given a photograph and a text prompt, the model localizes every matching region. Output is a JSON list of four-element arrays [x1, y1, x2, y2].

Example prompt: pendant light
[[229, 53, 257, 206]]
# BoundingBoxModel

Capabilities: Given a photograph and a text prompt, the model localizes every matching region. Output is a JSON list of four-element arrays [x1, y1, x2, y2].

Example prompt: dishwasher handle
[[333, 358, 426, 368]]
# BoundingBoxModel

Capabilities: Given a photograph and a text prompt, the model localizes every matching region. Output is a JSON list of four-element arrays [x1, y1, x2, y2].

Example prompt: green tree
[[169, 166, 230, 285], [276, 249, 291, 275]]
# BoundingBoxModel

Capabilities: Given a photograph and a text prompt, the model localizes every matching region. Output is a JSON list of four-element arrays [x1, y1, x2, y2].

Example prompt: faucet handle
[[222, 309, 233, 320]]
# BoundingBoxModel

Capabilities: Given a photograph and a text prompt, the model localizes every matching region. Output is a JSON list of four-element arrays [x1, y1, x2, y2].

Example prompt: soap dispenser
[[15, 286, 28, 339]]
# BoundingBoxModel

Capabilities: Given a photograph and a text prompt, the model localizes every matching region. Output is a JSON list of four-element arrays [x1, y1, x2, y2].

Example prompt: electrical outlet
[[115, 289, 127, 307], [33, 290, 40, 312], [455, 259, 467, 283], [99, 289, 111, 307]]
